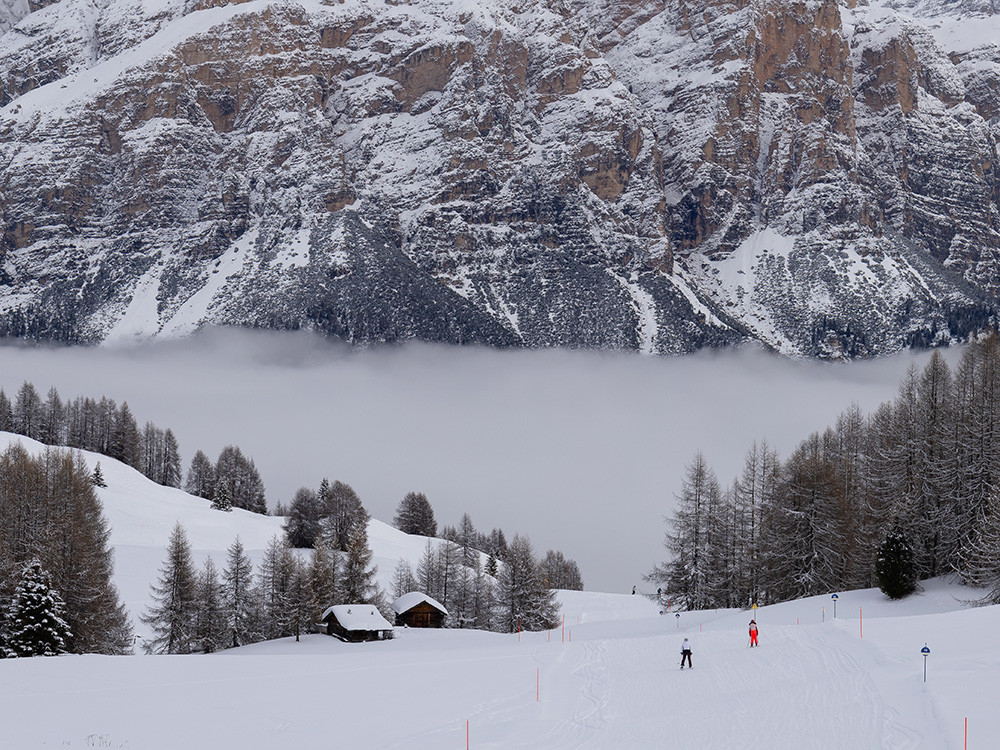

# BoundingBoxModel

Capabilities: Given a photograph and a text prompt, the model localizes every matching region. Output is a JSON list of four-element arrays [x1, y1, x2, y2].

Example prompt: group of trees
[[142, 517, 383, 654], [649, 336, 1000, 610], [185, 447, 267, 514], [1, 381, 270, 515], [0, 382, 181, 488], [0, 444, 132, 657], [390, 499, 571, 632]]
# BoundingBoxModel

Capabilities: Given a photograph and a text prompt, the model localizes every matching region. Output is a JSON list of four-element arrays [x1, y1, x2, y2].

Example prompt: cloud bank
[[0, 330, 953, 593]]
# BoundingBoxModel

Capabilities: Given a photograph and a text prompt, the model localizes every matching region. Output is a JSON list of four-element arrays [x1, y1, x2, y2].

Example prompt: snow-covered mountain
[[1, 0, 999, 356]]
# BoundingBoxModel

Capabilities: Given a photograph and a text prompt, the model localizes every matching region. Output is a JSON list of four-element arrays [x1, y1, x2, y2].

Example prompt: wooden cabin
[[321, 605, 394, 642], [392, 592, 448, 628]]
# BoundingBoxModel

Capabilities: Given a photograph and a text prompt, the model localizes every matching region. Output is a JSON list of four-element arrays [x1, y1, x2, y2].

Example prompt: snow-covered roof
[[392, 592, 449, 616], [321, 605, 392, 632]]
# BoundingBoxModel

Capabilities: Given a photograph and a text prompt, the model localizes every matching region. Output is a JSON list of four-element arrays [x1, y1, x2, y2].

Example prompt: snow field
[[2, 583, 996, 748]]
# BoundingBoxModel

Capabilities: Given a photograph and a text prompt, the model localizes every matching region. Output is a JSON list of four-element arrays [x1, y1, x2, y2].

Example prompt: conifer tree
[[321, 480, 369, 551], [391, 559, 417, 598], [141, 523, 198, 654], [0, 388, 13, 432], [185, 450, 216, 500], [496, 535, 558, 632], [308, 539, 339, 629], [647, 453, 718, 610], [341, 520, 378, 604], [393, 492, 438, 536], [5, 559, 72, 657], [194, 558, 228, 653], [91, 462, 107, 488], [222, 537, 261, 648], [876, 529, 917, 600], [211, 484, 233, 512], [161, 429, 182, 488], [284, 487, 321, 548]]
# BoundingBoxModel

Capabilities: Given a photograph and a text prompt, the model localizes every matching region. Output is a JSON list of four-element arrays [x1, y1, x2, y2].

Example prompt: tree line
[[281, 482, 569, 634], [0, 444, 132, 657], [649, 336, 1000, 610], [0, 381, 268, 513]]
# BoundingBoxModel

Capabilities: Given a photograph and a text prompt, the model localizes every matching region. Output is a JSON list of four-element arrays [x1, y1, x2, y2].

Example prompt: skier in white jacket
[[680, 638, 692, 669]]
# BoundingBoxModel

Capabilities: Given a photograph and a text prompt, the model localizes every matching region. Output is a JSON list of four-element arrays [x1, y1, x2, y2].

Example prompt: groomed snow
[[1, 431, 998, 748]]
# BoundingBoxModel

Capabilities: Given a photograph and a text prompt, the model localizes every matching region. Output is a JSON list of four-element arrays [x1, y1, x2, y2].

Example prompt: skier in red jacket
[[749, 619, 759, 647]]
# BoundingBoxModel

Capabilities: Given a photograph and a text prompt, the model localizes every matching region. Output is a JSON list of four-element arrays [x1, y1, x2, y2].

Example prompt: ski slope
[[1, 432, 997, 748]]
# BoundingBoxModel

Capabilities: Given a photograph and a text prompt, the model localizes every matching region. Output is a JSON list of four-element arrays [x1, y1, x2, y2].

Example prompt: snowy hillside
[[0, 431, 443, 643], [3, 429, 1000, 747]]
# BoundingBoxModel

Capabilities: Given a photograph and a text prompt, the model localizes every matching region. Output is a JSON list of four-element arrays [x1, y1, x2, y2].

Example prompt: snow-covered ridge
[[0, 0, 998, 356]]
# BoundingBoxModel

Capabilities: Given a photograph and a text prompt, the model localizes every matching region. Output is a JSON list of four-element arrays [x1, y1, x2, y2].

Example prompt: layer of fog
[[0, 330, 955, 594]]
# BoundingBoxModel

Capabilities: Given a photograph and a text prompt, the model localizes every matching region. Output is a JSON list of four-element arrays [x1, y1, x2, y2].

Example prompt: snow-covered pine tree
[[496, 534, 558, 632], [5, 559, 71, 657], [91, 462, 107, 488], [141, 523, 198, 654], [222, 537, 261, 648], [647, 452, 718, 611], [211, 484, 233, 512], [416, 539, 439, 600], [258, 535, 298, 639], [391, 559, 417, 599], [340, 520, 378, 604], [760, 433, 841, 601], [194, 557, 229, 653]]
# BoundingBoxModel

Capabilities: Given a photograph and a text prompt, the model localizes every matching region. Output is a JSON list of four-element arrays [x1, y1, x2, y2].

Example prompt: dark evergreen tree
[[91, 462, 107, 488], [161, 429, 182, 488], [539, 550, 584, 591], [185, 450, 216, 500], [284, 487, 321, 548], [393, 492, 438, 536], [0, 388, 13, 432], [211, 484, 233, 512], [876, 529, 917, 600], [5, 559, 72, 657], [215, 446, 267, 514], [141, 523, 198, 654], [320, 480, 369, 551], [13, 381, 43, 441]]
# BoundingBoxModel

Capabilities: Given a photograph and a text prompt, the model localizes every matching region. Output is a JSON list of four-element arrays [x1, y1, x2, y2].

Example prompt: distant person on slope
[[749, 619, 758, 647], [680, 638, 692, 669]]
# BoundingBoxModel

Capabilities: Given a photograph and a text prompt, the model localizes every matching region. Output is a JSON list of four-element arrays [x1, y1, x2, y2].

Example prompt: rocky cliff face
[[0, 0, 998, 356]]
